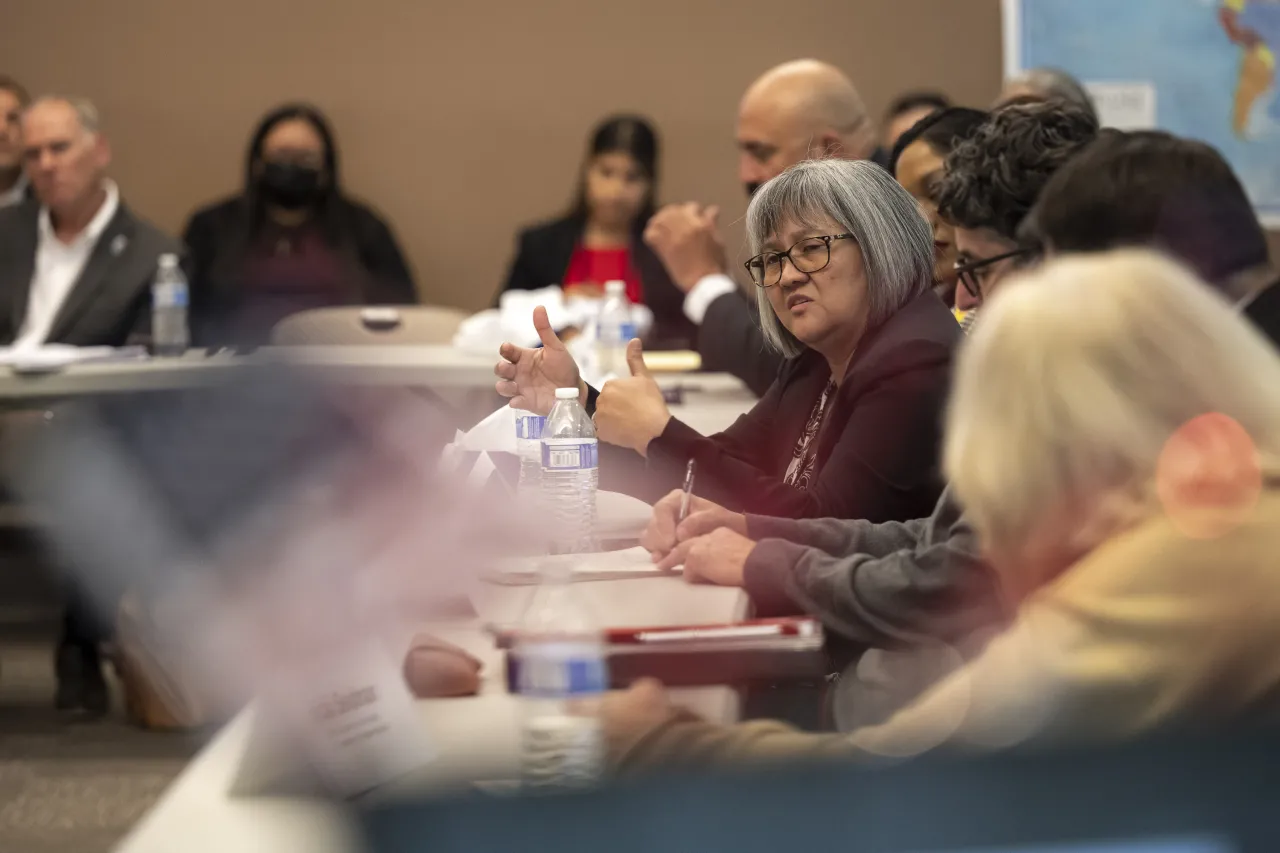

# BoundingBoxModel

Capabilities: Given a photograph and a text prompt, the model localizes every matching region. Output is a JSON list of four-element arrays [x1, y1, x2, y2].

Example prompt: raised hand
[[495, 306, 585, 415]]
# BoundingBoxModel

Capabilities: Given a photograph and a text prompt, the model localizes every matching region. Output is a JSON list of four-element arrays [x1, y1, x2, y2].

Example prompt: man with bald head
[[645, 60, 883, 395], [0, 96, 177, 715]]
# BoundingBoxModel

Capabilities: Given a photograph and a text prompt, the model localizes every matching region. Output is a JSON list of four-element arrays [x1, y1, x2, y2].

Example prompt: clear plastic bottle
[[541, 387, 599, 555], [596, 280, 636, 377], [151, 253, 190, 357], [515, 409, 546, 494], [514, 560, 607, 790]]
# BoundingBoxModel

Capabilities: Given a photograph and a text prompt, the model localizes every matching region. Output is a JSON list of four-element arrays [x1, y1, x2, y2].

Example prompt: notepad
[[484, 546, 676, 585]]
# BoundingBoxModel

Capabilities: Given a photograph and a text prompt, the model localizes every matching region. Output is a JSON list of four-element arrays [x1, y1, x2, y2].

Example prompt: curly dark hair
[[936, 101, 1098, 240]]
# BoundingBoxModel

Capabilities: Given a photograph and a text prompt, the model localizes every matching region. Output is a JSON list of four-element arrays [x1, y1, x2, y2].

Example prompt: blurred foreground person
[[1024, 129, 1280, 346], [0, 75, 30, 207], [607, 250, 1280, 770], [646, 59, 883, 396], [183, 103, 415, 346], [888, 107, 987, 306], [880, 90, 951, 151], [498, 160, 957, 522], [500, 116, 692, 347], [996, 66, 1098, 124]]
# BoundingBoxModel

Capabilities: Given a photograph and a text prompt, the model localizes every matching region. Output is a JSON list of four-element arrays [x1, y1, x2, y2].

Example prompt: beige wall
[[2, 0, 1004, 311]]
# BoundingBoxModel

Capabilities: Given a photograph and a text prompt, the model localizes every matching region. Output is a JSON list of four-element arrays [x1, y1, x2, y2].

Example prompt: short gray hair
[[25, 95, 102, 135], [1003, 67, 1098, 125], [745, 159, 934, 357]]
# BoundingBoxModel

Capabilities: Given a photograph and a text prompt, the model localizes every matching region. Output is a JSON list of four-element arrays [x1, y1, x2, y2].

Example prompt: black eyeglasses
[[744, 234, 854, 288], [954, 248, 1035, 300]]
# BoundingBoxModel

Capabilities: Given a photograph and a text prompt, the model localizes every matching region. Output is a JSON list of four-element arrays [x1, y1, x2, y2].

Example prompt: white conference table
[[118, 577, 750, 853], [0, 346, 500, 407], [114, 361, 758, 853]]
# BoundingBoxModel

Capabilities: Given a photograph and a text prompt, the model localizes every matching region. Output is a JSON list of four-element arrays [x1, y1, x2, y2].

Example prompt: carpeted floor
[[0, 536, 199, 853]]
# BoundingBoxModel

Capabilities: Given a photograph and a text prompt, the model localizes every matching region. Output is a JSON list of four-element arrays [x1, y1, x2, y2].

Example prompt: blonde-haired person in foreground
[[604, 249, 1280, 771]]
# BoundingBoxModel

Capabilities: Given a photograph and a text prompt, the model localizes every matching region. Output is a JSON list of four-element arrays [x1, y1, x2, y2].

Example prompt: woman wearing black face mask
[[181, 103, 416, 346]]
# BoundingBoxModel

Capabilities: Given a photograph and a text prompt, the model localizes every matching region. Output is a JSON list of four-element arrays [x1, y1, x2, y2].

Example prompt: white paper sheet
[[485, 546, 677, 585]]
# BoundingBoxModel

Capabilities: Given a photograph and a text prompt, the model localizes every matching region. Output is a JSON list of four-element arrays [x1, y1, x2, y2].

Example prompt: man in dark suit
[[0, 75, 31, 208], [0, 95, 179, 715], [644, 60, 886, 397]]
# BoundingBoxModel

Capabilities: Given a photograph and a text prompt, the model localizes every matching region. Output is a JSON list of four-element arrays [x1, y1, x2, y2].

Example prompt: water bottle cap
[[158, 253, 180, 268], [604, 280, 626, 295], [554, 387, 580, 400]]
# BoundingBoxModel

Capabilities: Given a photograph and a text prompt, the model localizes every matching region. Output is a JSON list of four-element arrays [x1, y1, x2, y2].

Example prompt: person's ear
[[94, 134, 112, 170]]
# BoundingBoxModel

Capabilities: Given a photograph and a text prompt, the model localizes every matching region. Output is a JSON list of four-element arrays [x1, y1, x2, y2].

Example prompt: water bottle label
[[153, 282, 189, 308], [541, 439, 598, 470], [516, 415, 546, 441], [601, 322, 637, 344], [618, 322, 637, 341], [517, 651, 608, 698]]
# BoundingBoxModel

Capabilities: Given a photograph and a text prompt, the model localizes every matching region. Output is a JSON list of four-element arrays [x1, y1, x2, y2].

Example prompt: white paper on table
[[0, 344, 149, 373], [484, 546, 678, 585], [456, 405, 518, 453], [285, 640, 437, 799]]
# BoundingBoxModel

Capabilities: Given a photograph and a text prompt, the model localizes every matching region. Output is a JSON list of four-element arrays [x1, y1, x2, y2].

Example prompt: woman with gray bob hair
[[745, 159, 935, 357], [497, 157, 961, 524]]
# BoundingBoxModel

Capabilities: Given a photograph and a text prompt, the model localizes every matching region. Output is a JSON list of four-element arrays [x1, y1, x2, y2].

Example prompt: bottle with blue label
[[515, 558, 607, 789], [596, 280, 636, 377], [151, 253, 189, 357], [514, 409, 546, 494], [541, 386, 598, 555]]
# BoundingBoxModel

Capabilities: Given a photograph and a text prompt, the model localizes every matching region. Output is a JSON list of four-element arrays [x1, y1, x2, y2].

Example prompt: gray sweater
[[742, 486, 1009, 727]]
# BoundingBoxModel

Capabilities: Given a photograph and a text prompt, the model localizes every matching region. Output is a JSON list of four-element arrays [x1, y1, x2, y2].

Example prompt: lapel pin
[[110, 235, 128, 256]]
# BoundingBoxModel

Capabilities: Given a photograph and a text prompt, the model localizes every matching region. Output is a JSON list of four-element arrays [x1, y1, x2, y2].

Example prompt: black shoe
[[54, 642, 109, 716]]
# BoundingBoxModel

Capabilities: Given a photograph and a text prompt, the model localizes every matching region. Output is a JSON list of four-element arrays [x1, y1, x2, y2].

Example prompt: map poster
[[1004, 0, 1280, 224]]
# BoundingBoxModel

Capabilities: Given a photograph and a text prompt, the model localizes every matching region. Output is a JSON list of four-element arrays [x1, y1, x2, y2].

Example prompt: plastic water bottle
[[151, 253, 189, 356], [541, 387, 598, 554], [515, 409, 546, 494], [514, 560, 607, 790], [596, 280, 636, 377]]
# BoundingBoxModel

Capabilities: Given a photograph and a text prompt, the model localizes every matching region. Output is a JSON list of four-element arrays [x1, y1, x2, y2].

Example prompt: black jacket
[[0, 198, 180, 346], [1244, 278, 1280, 349], [499, 215, 695, 349], [697, 290, 783, 397], [181, 195, 416, 346], [593, 290, 961, 522]]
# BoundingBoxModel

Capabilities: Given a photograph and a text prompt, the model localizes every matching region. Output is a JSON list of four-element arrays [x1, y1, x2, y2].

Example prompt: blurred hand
[[592, 340, 670, 455], [656, 528, 756, 586], [600, 678, 678, 756], [641, 490, 746, 559], [495, 306, 585, 415], [644, 202, 728, 293]]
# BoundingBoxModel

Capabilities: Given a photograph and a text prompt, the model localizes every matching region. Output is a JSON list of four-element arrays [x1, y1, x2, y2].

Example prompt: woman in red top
[[499, 116, 692, 348]]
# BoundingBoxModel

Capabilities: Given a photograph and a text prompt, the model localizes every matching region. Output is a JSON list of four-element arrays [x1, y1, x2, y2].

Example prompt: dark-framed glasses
[[954, 248, 1036, 300], [744, 234, 855, 288]]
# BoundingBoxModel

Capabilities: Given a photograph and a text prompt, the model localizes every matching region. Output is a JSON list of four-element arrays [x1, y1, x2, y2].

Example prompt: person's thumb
[[532, 306, 564, 351], [626, 338, 652, 378], [704, 205, 721, 228]]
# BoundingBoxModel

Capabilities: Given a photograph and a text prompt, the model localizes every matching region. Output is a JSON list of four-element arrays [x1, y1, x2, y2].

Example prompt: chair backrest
[[271, 306, 469, 346]]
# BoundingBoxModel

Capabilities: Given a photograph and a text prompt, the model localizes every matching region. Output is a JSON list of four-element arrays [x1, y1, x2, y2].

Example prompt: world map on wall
[[1007, 0, 1280, 222]]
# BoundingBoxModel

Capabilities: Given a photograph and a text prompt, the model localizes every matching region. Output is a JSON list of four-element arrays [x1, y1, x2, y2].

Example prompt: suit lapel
[[7, 206, 40, 339], [47, 206, 135, 343]]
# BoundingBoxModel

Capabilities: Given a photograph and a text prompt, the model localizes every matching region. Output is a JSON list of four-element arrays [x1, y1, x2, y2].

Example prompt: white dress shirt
[[14, 180, 120, 349], [681, 272, 738, 325], [0, 173, 28, 208]]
